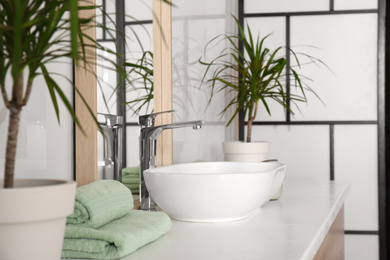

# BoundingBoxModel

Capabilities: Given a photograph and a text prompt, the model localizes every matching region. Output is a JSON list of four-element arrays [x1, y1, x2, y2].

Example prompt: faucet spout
[[139, 113, 204, 211], [148, 120, 204, 140]]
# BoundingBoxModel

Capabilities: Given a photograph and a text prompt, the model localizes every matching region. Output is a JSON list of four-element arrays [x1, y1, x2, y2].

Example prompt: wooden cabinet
[[315, 206, 345, 260]]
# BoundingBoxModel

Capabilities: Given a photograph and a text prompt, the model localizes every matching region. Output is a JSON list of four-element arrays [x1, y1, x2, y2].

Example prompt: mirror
[[171, 0, 237, 163], [95, 0, 155, 180], [87, 0, 239, 183]]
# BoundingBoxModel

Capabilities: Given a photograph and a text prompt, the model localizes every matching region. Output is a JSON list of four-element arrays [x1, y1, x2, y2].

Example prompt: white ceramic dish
[[144, 161, 286, 223]]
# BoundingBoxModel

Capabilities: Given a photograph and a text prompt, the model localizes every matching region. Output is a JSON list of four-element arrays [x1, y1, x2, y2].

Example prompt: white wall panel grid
[[345, 234, 379, 260], [290, 14, 378, 121], [250, 125, 330, 181], [334, 0, 378, 11], [245, 0, 329, 14], [172, 0, 227, 17], [334, 124, 378, 231], [125, 0, 153, 22]]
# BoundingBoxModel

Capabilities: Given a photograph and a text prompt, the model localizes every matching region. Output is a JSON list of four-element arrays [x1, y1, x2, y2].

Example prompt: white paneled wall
[[335, 125, 378, 231], [334, 0, 378, 10], [125, 0, 153, 21], [290, 14, 378, 121], [345, 235, 379, 260], [244, 0, 329, 13], [250, 125, 330, 181], [172, 0, 227, 17]]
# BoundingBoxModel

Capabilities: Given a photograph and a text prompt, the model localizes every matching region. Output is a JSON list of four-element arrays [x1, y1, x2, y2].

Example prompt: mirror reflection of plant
[[123, 50, 194, 120], [95, 6, 156, 115], [124, 51, 154, 116], [93, 8, 143, 115], [200, 16, 325, 142], [0, 1, 127, 188], [171, 35, 212, 121]]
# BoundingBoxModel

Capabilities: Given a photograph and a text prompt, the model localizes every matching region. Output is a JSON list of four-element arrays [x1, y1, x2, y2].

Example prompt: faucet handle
[[139, 110, 175, 127], [98, 113, 123, 127]]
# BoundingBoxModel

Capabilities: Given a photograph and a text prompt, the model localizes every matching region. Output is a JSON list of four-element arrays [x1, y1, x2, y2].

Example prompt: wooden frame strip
[[75, 0, 98, 187], [153, 0, 173, 166]]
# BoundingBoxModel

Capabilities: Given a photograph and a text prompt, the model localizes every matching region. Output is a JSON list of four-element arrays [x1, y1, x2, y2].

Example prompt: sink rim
[[144, 161, 286, 176]]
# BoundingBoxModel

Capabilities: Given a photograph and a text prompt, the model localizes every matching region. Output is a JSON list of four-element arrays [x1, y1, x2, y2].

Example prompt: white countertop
[[120, 178, 350, 260], [69, 178, 350, 260]]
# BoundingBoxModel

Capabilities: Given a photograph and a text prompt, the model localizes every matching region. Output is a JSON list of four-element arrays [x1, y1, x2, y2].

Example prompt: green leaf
[[11, 0, 24, 81], [69, 0, 79, 62], [54, 77, 84, 132], [74, 86, 102, 135], [40, 65, 60, 123]]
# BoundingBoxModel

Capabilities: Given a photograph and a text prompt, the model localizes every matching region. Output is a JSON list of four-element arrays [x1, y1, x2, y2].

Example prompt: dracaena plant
[[200, 16, 323, 142], [0, 0, 126, 188]]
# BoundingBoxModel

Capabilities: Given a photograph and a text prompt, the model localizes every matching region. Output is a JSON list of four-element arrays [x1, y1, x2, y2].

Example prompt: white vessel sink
[[144, 161, 286, 223]]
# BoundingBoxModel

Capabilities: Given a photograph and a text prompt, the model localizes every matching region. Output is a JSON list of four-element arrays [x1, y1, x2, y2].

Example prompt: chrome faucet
[[98, 113, 123, 181], [139, 110, 204, 211]]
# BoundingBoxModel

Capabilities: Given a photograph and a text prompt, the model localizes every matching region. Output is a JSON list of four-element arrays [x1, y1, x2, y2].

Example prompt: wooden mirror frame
[[75, 0, 97, 187]]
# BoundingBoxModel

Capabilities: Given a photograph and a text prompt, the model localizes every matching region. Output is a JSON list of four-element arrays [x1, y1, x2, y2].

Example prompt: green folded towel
[[66, 180, 133, 228], [123, 186, 139, 194], [122, 166, 139, 177], [123, 183, 139, 191], [122, 175, 139, 184], [121, 167, 140, 194], [62, 210, 171, 259]]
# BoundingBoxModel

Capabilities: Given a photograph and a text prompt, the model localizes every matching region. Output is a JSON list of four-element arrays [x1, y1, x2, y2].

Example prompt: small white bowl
[[144, 161, 286, 223]]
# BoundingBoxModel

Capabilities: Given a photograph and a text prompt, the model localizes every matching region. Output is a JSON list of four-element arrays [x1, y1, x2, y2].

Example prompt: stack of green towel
[[62, 180, 171, 259], [121, 166, 140, 194]]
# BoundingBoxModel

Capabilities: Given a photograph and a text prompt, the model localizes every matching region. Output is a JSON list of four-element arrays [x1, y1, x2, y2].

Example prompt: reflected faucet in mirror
[[98, 113, 123, 181], [139, 110, 204, 211]]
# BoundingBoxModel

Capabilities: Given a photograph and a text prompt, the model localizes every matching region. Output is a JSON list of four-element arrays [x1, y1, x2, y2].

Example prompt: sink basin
[[144, 161, 286, 223]]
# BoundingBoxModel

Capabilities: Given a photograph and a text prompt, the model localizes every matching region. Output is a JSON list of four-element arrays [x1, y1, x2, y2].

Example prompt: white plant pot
[[222, 141, 283, 200], [0, 179, 76, 260], [223, 141, 269, 162]]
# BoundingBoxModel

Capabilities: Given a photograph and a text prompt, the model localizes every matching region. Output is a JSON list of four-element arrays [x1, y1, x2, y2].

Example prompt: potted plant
[[0, 1, 126, 259], [200, 16, 323, 162]]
